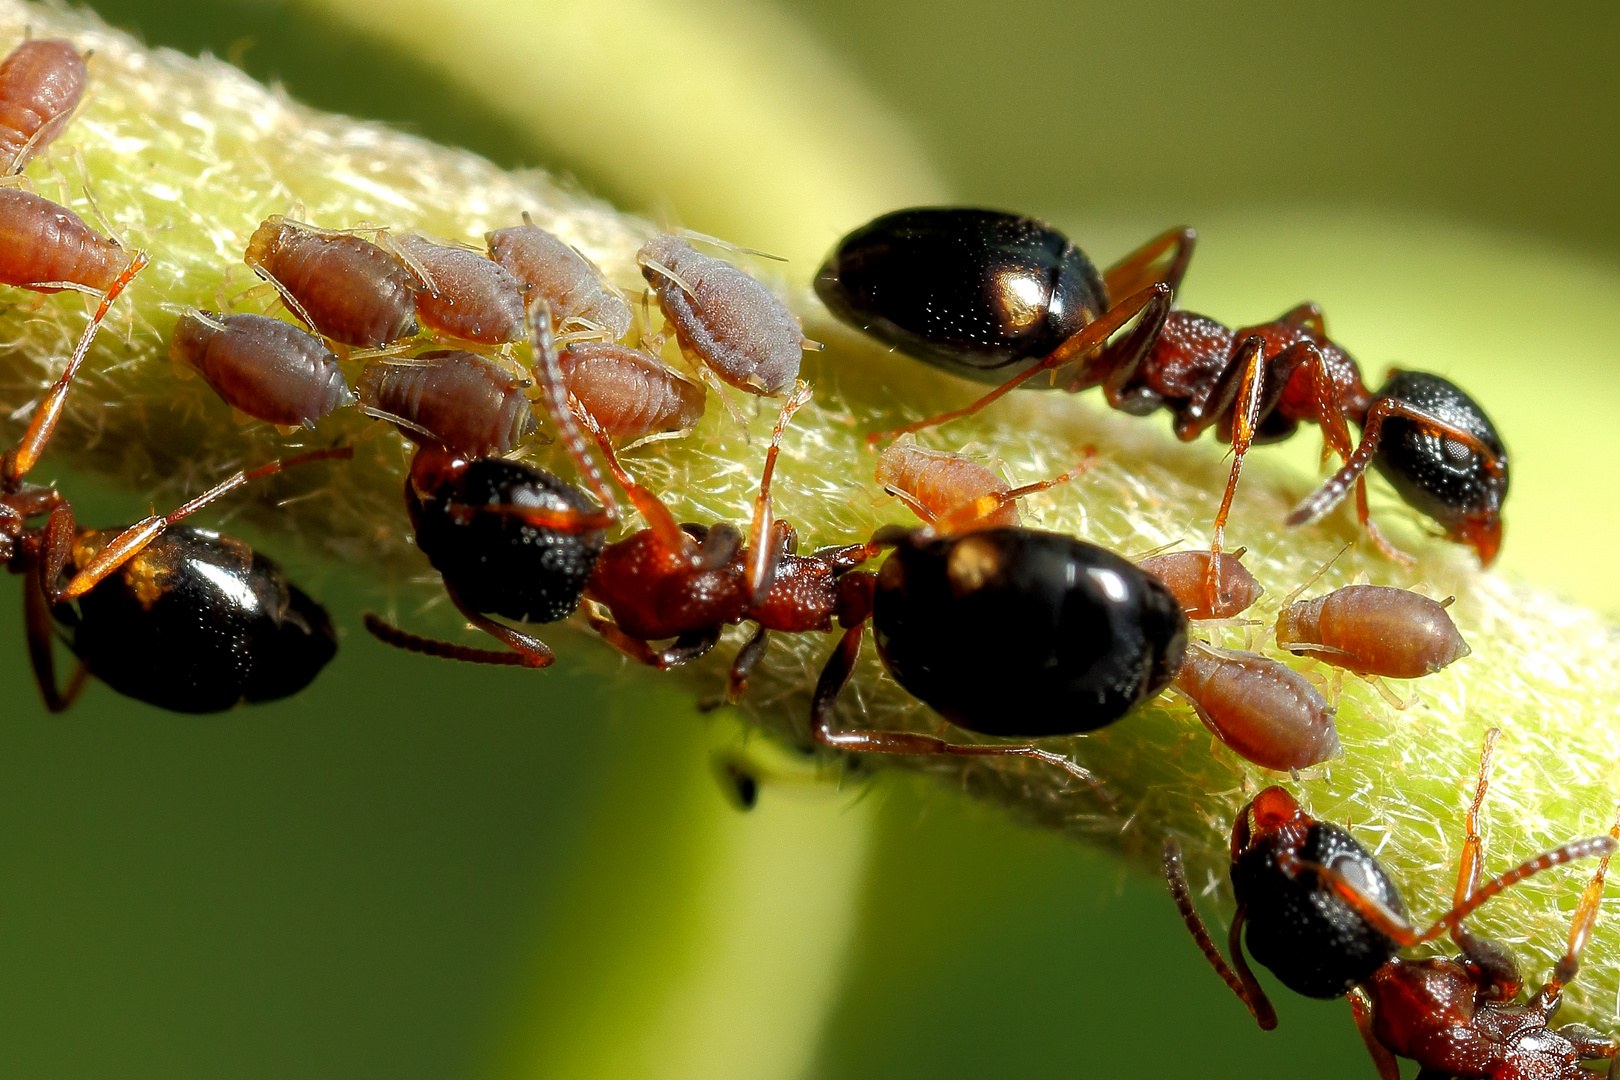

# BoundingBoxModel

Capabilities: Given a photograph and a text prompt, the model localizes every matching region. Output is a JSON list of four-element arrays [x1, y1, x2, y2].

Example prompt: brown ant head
[[1370, 371, 1508, 566]]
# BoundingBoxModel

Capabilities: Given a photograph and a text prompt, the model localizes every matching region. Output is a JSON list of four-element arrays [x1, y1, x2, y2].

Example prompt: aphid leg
[[746, 380, 813, 605], [8, 249, 148, 481], [1534, 804, 1620, 1011], [865, 283, 1172, 447], [1101, 226, 1197, 300], [22, 562, 89, 712], [1285, 399, 1504, 533], [1162, 837, 1278, 1030], [51, 446, 354, 603], [810, 622, 1112, 802], [1363, 675, 1410, 710], [1348, 988, 1401, 1080]]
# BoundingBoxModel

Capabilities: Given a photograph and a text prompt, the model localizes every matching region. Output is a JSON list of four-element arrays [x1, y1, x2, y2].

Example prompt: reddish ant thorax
[[394, 232, 525, 345], [0, 38, 86, 174], [488, 221, 632, 341], [244, 216, 419, 347], [558, 341, 706, 439], [1276, 583, 1471, 680], [358, 350, 536, 460], [638, 233, 813, 397], [170, 310, 353, 428]]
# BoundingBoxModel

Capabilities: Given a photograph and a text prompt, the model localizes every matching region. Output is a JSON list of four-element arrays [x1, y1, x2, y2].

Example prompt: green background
[[1, 1, 1616, 1077]]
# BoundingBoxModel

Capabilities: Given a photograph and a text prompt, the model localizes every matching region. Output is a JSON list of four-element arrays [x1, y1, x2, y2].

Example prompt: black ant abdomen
[[816, 208, 1118, 383], [408, 451, 606, 625], [867, 527, 1187, 736], [52, 526, 338, 713]]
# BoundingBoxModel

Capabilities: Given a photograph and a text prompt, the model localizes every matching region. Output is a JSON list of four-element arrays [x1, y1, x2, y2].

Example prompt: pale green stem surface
[[5, 0, 1620, 1037]]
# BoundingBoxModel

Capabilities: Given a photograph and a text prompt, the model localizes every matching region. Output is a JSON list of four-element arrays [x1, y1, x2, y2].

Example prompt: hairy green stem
[[5, 0, 1620, 1028]]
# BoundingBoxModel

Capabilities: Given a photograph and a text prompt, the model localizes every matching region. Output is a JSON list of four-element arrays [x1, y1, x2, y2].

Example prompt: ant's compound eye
[[1440, 437, 1475, 466]]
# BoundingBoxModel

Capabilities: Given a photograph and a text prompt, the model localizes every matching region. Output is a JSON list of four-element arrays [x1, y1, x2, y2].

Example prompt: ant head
[[1371, 371, 1508, 566], [1248, 786, 1309, 834]]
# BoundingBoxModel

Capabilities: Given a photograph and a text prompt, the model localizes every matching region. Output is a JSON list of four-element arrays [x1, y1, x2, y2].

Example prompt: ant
[[1165, 729, 1620, 1079], [2, 289, 345, 710], [816, 207, 1508, 566]]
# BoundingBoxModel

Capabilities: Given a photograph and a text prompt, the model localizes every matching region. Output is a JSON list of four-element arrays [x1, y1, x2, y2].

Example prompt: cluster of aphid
[[2, 33, 1613, 1077]]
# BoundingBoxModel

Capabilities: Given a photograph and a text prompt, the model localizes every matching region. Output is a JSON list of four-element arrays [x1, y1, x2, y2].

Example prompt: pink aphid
[[394, 232, 525, 345], [358, 349, 536, 459], [1276, 583, 1470, 680], [558, 341, 705, 439], [1139, 550, 1264, 620], [170, 310, 353, 427], [0, 38, 86, 174], [876, 442, 1093, 533], [0, 187, 129, 292], [638, 233, 811, 396], [487, 221, 631, 341], [1173, 641, 1339, 771], [245, 216, 419, 348]]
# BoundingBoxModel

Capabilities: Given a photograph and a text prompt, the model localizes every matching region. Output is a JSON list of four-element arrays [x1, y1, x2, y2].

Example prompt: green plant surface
[[2, 2, 1619, 1078]]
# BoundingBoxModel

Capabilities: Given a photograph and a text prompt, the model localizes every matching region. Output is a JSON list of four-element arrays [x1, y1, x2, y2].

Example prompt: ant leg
[[1348, 989, 1401, 1080], [583, 606, 715, 670], [1275, 302, 1327, 337], [23, 563, 88, 711], [865, 283, 1172, 448], [9, 250, 149, 482], [746, 380, 813, 604], [1162, 838, 1278, 1030], [928, 448, 1098, 536], [1453, 728, 1499, 910], [1207, 336, 1266, 555], [1102, 226, 1196, 300], [1285, 399, 1503, 531], [52, 446, 353, 603], [528, 299, 621, 522], [362, 613, 548, 668], [655, 625, 721, 668], [726, 624, 771, 703], [1534, 804, 1620, 1012], [571, 387, 690, 554], [810, 623, 1111, 800]]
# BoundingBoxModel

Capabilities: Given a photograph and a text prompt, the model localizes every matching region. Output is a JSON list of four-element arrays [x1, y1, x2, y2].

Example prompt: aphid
[[1165, 729, 1620, 1080], [639, 233, 814, 396], [811, 524, 1187, 791], [394, 232, 525, 345], [244, 215, 419, 347], [558, 341, 705, 439], [873, 441, 1089, 530], [169, 309, 353, 427], [488, 219, 632, 341], [358, 349, 536, 459], [820, 208, 1508, 565], [0, 186, 145, 296], [1170, 641, 1338, 771], [1276, 582, 1471, 680], [362, 302, 617, 667], [1137, 549, 1264, 621], [0, 37, 86, 174]]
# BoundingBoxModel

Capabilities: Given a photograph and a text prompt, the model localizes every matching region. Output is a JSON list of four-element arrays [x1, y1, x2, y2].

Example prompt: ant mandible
[[1164, 729, 1620, 1079], [816, 207, 1508, 565]]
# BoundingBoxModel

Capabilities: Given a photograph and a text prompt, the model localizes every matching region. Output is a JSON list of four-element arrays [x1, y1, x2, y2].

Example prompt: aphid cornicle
[[1165, 730, 1620, 1080], [819, 207, 1509, 565], [487, 220, 632, 341], [394, 232, 526, 345], [244, 216, 420, 347], [358, 350, 536, 460], [0, 37, 86, 173], [639, 233, 813, 396], [170, 310, 354, 427], [558, 341, 706, 439]]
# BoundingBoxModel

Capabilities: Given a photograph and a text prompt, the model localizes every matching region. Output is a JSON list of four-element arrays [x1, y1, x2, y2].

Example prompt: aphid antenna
[[379, 233, 439, 297], [244, 251, 322, 338], [357, 405, 438, 445], [566, 243, 630, 303], [674, 226, 788, 262], [61, 147, 121, 247], [1281, 542, 1353, 609], [158, 303, 229, 333], [636, 252, 695, 298]]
